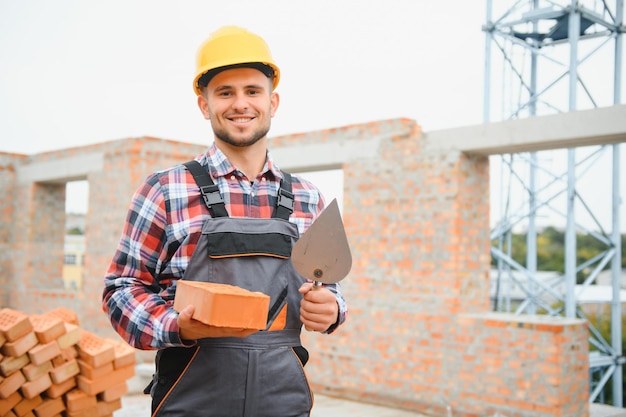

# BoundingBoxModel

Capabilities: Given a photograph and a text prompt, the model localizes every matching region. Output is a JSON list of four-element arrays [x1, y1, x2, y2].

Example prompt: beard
[[212, 122, 270, 148]]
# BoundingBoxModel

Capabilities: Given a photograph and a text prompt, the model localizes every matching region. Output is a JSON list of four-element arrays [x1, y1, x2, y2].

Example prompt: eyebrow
[[213, 84, 266, 92]]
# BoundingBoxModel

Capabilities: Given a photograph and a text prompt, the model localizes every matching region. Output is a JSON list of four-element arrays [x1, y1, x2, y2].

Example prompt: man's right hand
[[177, 305, 258, 340]]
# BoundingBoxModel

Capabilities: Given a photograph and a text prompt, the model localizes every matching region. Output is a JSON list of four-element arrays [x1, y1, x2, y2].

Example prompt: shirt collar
[[203, 142, 284, 181]]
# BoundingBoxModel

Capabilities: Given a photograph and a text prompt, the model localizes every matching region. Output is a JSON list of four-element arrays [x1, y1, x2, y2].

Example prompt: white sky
[[1, 1, 624, 232], [0, 0, 486, 153]]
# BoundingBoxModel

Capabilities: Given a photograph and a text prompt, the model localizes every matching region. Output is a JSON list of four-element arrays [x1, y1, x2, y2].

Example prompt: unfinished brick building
[[1, 105, 625, 416]]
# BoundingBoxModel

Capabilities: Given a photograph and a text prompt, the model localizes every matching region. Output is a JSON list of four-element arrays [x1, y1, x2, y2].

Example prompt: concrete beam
[[424, 104, 626, 156], [271, 135, 384, 172], [16, 152, 104, 184]]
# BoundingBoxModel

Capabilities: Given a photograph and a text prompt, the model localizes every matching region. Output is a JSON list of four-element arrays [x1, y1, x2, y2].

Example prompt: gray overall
[[149, 161, 313, 417]]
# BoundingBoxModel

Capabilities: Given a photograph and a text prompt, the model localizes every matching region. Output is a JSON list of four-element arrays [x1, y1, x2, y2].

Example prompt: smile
[[229, 117, 255, 123]]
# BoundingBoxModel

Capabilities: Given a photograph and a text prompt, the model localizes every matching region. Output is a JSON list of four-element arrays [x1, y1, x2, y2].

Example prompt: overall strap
[[273, 171, 294, 221], [183, 160, 229, 218], [184, 160, 294, 220]]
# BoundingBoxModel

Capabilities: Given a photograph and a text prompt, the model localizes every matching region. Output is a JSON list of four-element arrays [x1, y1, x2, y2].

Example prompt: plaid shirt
[[102, 143, 346, 350]]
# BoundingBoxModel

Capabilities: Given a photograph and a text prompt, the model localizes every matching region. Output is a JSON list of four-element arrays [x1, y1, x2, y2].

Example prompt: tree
[[66, 226, 84, 235], [491, 226, 624, 278]]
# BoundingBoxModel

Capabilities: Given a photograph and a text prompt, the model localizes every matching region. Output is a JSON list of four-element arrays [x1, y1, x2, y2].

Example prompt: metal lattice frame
[[484, 0, 624, 405]]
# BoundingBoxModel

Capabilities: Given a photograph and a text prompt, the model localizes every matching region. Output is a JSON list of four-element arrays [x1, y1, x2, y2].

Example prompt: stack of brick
[[0, 307, 136, 417]]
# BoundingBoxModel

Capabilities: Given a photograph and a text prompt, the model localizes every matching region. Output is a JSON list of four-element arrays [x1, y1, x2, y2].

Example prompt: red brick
[[1, 332, 38, 358], [65, 389, 97, 413], [173, 281, 270, 330], [45, 377, 76, 399], [49, 359, 79, 384], [96, 398, 121, 416], [76, 360, 113, 380], [110, 340, 135, 369], [0, 354, 29, 377], [0, 332, 5, 348], [59, 346, 78, 362], [20, 372, 52, 399], [0, 370, 25, 399], [33, 396, 65, 417], [50, 355, 65, 368], [0, 309, 33, 342], [0, 390, 21, 415], [43, 307, 79, 326], [65, 405, 98, 417], [29, 315, 65, 345], [97, 382, 127, 402], [28, 341, 61, 366], [76, 364, 134, 396], [56, 324, 80, 350], [22, 361, 52, 381], [13, 394, 42, 417], [77, 332, 115, 368]]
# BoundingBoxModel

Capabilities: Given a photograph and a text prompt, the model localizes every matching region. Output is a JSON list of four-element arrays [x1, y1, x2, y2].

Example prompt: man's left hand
[[298, 282, 339, 332]]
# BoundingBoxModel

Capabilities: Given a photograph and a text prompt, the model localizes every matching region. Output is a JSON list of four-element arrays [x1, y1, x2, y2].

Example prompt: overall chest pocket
[[207, 229, 291, 259]]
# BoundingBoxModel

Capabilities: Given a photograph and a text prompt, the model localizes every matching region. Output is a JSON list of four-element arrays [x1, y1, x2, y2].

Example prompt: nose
[[231, 92, 249, 112]]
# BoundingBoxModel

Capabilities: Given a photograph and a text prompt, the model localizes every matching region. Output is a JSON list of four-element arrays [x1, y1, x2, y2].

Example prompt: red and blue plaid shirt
[[102, 143, 347, 350]]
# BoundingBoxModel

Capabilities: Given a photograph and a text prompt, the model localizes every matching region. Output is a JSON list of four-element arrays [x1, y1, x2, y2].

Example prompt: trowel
[[291, 199, 352, 289]]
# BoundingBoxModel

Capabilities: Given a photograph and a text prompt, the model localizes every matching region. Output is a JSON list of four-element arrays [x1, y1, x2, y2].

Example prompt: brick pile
[[0, 307, 136, 417]]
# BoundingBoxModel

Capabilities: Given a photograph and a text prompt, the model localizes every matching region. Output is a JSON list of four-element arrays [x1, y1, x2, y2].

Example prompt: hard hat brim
[[195, 62, 279, 95]]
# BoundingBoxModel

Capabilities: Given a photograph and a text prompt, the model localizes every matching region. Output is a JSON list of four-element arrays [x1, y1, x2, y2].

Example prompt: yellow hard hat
[[193, 26, 280, 95]]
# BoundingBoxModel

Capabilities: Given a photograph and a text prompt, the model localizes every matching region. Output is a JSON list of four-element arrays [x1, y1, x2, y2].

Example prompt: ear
[[197, 94, 210, 120], [270, 92, 280, 118]]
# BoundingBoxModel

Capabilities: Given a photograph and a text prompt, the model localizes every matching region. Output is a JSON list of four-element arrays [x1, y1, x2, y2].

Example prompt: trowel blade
[[290, 199, 352, 284]]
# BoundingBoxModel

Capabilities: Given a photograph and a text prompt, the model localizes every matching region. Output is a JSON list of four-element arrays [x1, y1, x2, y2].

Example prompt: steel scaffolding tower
[[483, 0, 624, 405]]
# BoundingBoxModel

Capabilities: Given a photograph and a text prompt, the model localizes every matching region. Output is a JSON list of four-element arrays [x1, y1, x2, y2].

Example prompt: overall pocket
[[153, 346, 250, 417], [248, 347, 313, 417]]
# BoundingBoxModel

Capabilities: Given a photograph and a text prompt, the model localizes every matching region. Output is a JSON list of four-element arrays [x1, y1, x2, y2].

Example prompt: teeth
[[232, 117, 252, 123]]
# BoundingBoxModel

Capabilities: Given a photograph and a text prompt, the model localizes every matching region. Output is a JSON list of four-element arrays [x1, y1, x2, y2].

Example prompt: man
[[102, 26, 347, 417]]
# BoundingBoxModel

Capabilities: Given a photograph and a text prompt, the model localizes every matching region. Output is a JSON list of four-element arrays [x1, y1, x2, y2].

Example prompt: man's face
[[197, 67, 279, 148]]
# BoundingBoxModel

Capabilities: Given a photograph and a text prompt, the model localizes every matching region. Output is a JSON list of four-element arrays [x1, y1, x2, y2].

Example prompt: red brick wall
[[450, 313, 589, 417], [272, 119, 588, 417], [0, 121, 590, 417], [0, 153, 26, 308]]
